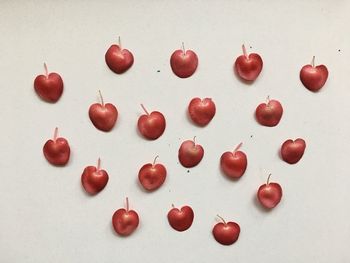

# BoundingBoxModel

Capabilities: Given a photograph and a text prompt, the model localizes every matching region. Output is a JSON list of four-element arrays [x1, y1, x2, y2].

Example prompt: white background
[[1, 0, 350, 262]]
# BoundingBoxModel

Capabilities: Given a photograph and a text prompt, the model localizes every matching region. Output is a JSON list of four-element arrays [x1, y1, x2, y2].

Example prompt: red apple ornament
[[257, 174, 282, 209], [137, 104, 166, 140], [255, 96, 283, 127], [138, 156, 167, 191], [188, 97, 216, 126], [212, 215, 240, 246], [281, 138, 306, 164], [300, 56, 328, 92], [178, 137, 204, 168], [34, 63, 63, 102], [167, 205, 194, 232], [81, 158, 109, 195], [234, 44, 263, 81], [170, 43, 198, 78], [43, 127, 70, 166], [105, 37, 134, 74], [89, 90, 118, 132], [112, 197, 139, 236], [220, 142, 247, 179]]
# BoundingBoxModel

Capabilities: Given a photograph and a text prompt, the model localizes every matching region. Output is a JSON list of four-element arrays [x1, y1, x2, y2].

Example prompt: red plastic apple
[[43, 127, 70, 166], [255, 96, 283, 127], [188, 97, 216, 126], [105, 37, 134, 74], [170, 43, 198, 78], [112, 197, 139, 236], [137, 104, 166, 140], [138, 156, 167, 191], [257, 174, 282, 209], [34, 63, 63, 102], [89, 90, 118, 132], [167, 205, 194, 232], [212, 215, 240, 246], [220, 142, 247, 179], [300, 56, 328, 92], [178, 137, 204, 168], [234, 44, 263, 81], [81, 158, 109, 195], [281, 138, 306, 164]]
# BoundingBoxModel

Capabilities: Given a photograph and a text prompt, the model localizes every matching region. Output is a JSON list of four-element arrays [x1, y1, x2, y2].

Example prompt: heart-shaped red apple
[[81, 158, 109, 195], [170, 43, 198, 78], [112, 197, 139, 236], [257, 174, 282, 209], [178, 137, 204, 168], [220, 142, 247, 179], [138, 156, 167, 191], [43, 127, 70, 166], [89, 90, 118, 132], [34, 63, 63, 102], [188, 97, 216, 126], [137, 104, 166, 140], [105, 37, 134, 74], [255, 97, 283, 127], [212, 215, 240, 245], [281, 138, 306, 164], [167, 205, 194, 232], [300, 56, 328, 92], [234, 44, 263, 81]]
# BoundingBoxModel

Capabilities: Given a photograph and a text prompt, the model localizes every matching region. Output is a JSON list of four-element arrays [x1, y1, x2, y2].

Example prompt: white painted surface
[[1, 1, 349, 262]]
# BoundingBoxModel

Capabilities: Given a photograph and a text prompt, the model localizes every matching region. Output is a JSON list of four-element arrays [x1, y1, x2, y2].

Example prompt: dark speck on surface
[[250, 135, 253, 138], [157, 70, 160, 72], [338, 49, 341, 52], [250, 46, 252, 49], [187, 170, 190, 173]]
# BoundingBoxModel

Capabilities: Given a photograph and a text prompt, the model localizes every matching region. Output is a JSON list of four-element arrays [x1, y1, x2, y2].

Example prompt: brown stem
[[152, 155, 159, 166], [140, 104, 149, 115], [118, 36, 121, 48], [182, 42, 186, 56], [193, 136, 197, 145], [53, 127, 58, 141], [44, 63, 49, 78], [217, 214, 227, 224], [97, 158, 101, 171], [126, 197, 129, 211], [266, 173, 272, 185], [311, 56, 315, 68], [233, 142, 243, 153], [266, 95, 270, 104], [98, 90, 104, 106], [242, 44, 248, 59]]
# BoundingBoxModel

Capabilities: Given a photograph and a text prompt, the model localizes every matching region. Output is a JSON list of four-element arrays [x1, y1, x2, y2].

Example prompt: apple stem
[[53, 127, 58, 142], [118, 36, 121, 48], [44, 63, 49, 78], [140, 104, 149, 115], [126, 197, 129, 211], [152, 155, 159, 166], [182, 42, 186, 56], [193, 136, 197, 145], [267, 173, 272, 185], [98, 90, 104, 106], [266, 95, 270, 104], [242, 44, 248, 59], [216, 214, 227, 225], [233, 142, 243, 153], [311, 56, 315, 68], [97, 158, 101, 171]]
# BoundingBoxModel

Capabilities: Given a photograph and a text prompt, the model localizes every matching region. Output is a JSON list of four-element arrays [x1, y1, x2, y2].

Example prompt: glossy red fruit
[[178, 137, 204, 168], [170, 43, 198, 78], [105, 37, 134, 74], [220, 142, 247, 179], [234, 44, 263, 81], [43, 127, 70, 166], [212, 215, 240, 245], [89, 90, 118, 132], [188, 97, 216, 126], [81, 158, 109, 195], [257, 174, 282, 209], [112, 197, 139, 236], [281, 138, 306, 164], [34, 63, 63, 102], [167, 205, 194, 232], [255, 97, 283, 127], [300, 56, 328, 92], [137, 104, 166, 140], [138, 156, 167, 191]]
